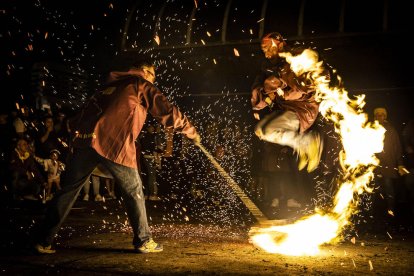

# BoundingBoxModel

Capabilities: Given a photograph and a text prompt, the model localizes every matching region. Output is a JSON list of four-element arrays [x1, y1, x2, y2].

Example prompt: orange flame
[[249, 49, 385, 256]]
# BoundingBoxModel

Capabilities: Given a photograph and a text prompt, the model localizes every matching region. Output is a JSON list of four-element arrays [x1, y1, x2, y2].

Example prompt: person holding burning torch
[[33, 60, 201, 254], [251, 32, 330, 173]]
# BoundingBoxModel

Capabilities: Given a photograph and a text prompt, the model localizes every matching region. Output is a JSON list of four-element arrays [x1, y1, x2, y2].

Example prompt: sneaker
[[254, 128, 263, 139], [94, 194, 103, 202], [148, 195, 161, 201], [297, 149, 308, 171], [83, 194, 89, 201], [287, 198, 302, 208], [270, 198, 280, 208], [135, 238, 163, 253], [34, 244, 56, 254], [306, 132, 323, 172]]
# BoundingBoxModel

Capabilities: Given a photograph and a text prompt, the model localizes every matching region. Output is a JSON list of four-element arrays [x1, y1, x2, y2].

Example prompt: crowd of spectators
[[0, 104, 70, 203], [0, 103, 115, 204]]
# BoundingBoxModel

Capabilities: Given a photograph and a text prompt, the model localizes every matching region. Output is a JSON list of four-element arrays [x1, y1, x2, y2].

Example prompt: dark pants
[[11, 171, 42, 197], [142, 156, 158, 196], [404, 169, 414, 215], [36, 147, 151, 247]]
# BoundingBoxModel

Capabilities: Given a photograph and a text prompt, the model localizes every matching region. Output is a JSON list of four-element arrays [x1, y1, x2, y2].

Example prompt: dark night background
[[1, 2, 414, 274], [1, 0, 414, 130]]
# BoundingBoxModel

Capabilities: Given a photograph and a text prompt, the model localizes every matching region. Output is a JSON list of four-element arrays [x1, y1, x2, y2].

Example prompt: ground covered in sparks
[[1, 198, 413, 275]]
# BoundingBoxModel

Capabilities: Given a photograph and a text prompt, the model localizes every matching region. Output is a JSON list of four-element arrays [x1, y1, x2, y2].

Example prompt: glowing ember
[[154, 35, 160, 45], [249, 48, 385, 256]]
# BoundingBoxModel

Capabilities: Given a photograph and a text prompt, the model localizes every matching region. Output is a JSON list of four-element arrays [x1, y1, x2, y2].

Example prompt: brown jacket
[[251, 49, 322, 133], [71, 69, 197, 168], [375, 121, 404, 178]]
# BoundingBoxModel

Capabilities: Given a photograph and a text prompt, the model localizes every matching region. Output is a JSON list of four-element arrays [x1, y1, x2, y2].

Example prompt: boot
[[306, 131, 323, 172], [297, 149, 308, 171]]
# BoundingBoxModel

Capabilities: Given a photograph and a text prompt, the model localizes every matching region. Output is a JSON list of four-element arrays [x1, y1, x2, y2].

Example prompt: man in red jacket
[[251, 32, 327, 172], [33, 60, 200, 254]]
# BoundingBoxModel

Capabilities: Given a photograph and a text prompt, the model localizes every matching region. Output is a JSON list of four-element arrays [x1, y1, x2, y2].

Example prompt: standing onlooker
[[373, 107, 408, 215], [139, 124, 162, 201], [401, 119, 414, 218], [82, 175, 102, 202], [9, 138, 45, 201], [36, 116, 63, 159], [260, 142, 302, 210], [36, 149, 65, 201], [0, 109, 14, 197], [11, 107, 28, 139]]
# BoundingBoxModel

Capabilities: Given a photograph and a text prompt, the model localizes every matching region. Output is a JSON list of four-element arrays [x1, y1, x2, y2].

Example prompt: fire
[[249, 48, 385, 256]]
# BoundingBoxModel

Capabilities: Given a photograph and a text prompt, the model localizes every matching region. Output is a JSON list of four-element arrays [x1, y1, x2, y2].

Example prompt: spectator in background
[[260, 142, 302, 210], [54, 112, 67, 136], [11, 107, 27, 139], [9, 138, 45, 201], [139, 124, 162, 201], [82, 175, 102, 202], [103, 177, 116, 199], [36, 149, 65, 201], [0, 109, 14, 196], [82, 164, 115, 201], [373, 107, 408, 216], [401, 119, 414, 218], [36, 116, 62, 159]]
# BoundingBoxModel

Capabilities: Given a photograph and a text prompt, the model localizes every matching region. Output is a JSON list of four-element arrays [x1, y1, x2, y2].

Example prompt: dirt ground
[[1, 199, 414, 275]]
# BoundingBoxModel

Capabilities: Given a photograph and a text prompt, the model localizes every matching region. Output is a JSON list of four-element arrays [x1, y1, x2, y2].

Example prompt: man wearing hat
[[251, 32, 328, 172], [373, 107, 408, 215]]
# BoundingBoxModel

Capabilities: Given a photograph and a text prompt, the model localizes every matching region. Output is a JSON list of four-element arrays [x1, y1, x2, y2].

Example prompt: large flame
[[249, 49, 385, 256]]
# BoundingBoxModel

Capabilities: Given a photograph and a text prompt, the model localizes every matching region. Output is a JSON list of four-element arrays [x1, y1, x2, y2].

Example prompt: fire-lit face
[[142, 65, 156, 84], [261, 38, 283, 59], [374, 111, 387, 124], [45, 117, 54, 128], [16, 139, 29, 153], [50, 152, 58, 160]]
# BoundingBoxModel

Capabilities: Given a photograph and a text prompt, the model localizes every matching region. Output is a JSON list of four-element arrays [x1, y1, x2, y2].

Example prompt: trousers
[[36, 147, 151, 247]]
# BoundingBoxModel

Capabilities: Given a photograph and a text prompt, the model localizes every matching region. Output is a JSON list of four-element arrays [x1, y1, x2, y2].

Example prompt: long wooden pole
[[196, 143, 270, 223]]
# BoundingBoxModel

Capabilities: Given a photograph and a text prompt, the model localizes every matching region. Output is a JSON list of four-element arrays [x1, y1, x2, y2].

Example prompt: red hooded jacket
[[71, 69, 197, 168]]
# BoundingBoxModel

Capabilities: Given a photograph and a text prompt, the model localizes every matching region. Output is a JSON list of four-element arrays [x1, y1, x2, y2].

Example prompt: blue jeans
[[36, 147, 151, 247]]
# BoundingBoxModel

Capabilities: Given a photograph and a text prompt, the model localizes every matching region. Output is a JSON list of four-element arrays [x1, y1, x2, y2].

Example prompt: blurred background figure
[[402, 119, 414, 220], [139, 123, 164, 201], [82, 175, 102, 202], [36, 149, 65, 201], [0, 109, 14, 199], [9, 138, 45, 201], [36, 116, 63, 159], [373, 107, 408, 218]]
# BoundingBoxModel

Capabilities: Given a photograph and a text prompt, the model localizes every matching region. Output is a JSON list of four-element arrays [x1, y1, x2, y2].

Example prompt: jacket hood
[[106, 69, 146, 84]]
